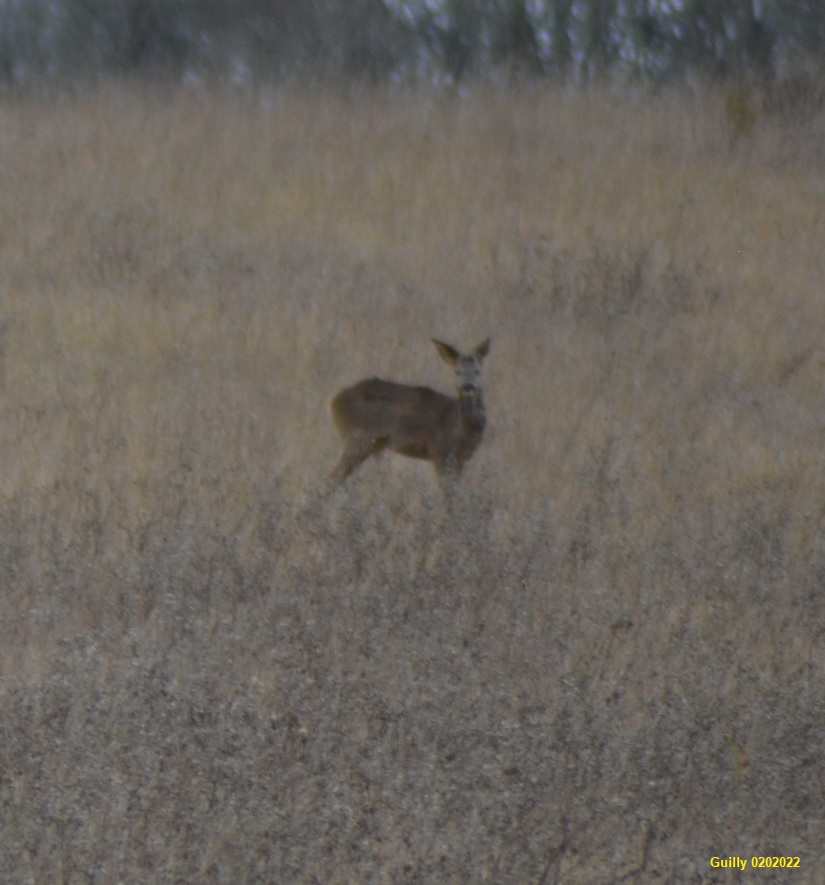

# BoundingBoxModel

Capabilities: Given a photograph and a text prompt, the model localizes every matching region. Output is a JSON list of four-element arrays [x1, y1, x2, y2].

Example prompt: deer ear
[[432, 339, 459, 365], [474, 338, 490, 360]]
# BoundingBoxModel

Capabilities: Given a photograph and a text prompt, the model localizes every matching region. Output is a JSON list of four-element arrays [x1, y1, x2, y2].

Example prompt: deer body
[[330, 338, 490, 486]]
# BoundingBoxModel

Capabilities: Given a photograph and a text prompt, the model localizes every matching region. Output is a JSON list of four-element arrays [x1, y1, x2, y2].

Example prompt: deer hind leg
[[331, 435, 388, 485]]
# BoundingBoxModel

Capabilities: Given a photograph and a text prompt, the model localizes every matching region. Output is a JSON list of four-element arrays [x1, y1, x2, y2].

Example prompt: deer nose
[[461, 383, 476, 394]]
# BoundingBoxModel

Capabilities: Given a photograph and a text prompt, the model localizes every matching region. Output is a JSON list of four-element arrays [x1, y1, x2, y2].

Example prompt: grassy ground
[[1, 79, 824, 881]]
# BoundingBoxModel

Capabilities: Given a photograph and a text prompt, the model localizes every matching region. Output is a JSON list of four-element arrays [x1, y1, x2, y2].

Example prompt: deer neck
[[458, 390, 486, 435]]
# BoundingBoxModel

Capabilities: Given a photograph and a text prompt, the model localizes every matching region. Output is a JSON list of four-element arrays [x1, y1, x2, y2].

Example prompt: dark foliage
[[1, 0, 824, 85]]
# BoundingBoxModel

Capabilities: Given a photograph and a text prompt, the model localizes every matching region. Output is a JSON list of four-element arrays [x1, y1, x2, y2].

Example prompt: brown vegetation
[[1, 81, 824, 881]]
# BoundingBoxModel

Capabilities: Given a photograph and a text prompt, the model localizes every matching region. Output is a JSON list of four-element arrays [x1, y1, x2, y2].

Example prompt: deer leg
[[434, 456, 463, 501], [331, 437, 387, 485], [331, 449, 369, 484]]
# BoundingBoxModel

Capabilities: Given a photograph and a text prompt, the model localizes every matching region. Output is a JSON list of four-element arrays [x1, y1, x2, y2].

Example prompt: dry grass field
[[1, 79, 824, 881]]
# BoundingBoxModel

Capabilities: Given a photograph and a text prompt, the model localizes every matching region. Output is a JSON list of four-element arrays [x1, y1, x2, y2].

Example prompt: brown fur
[[330, 338, 490, 487]]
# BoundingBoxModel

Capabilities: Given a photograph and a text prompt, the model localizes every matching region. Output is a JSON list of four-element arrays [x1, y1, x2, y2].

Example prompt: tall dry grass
[[1, 80, 824, 881]]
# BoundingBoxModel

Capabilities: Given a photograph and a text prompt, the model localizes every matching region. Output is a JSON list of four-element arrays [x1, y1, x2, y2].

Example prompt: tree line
[[1, 0, 823, 86]]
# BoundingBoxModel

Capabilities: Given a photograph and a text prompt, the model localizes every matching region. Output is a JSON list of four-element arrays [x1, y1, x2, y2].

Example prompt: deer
[[329, 338, 490, 491]]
